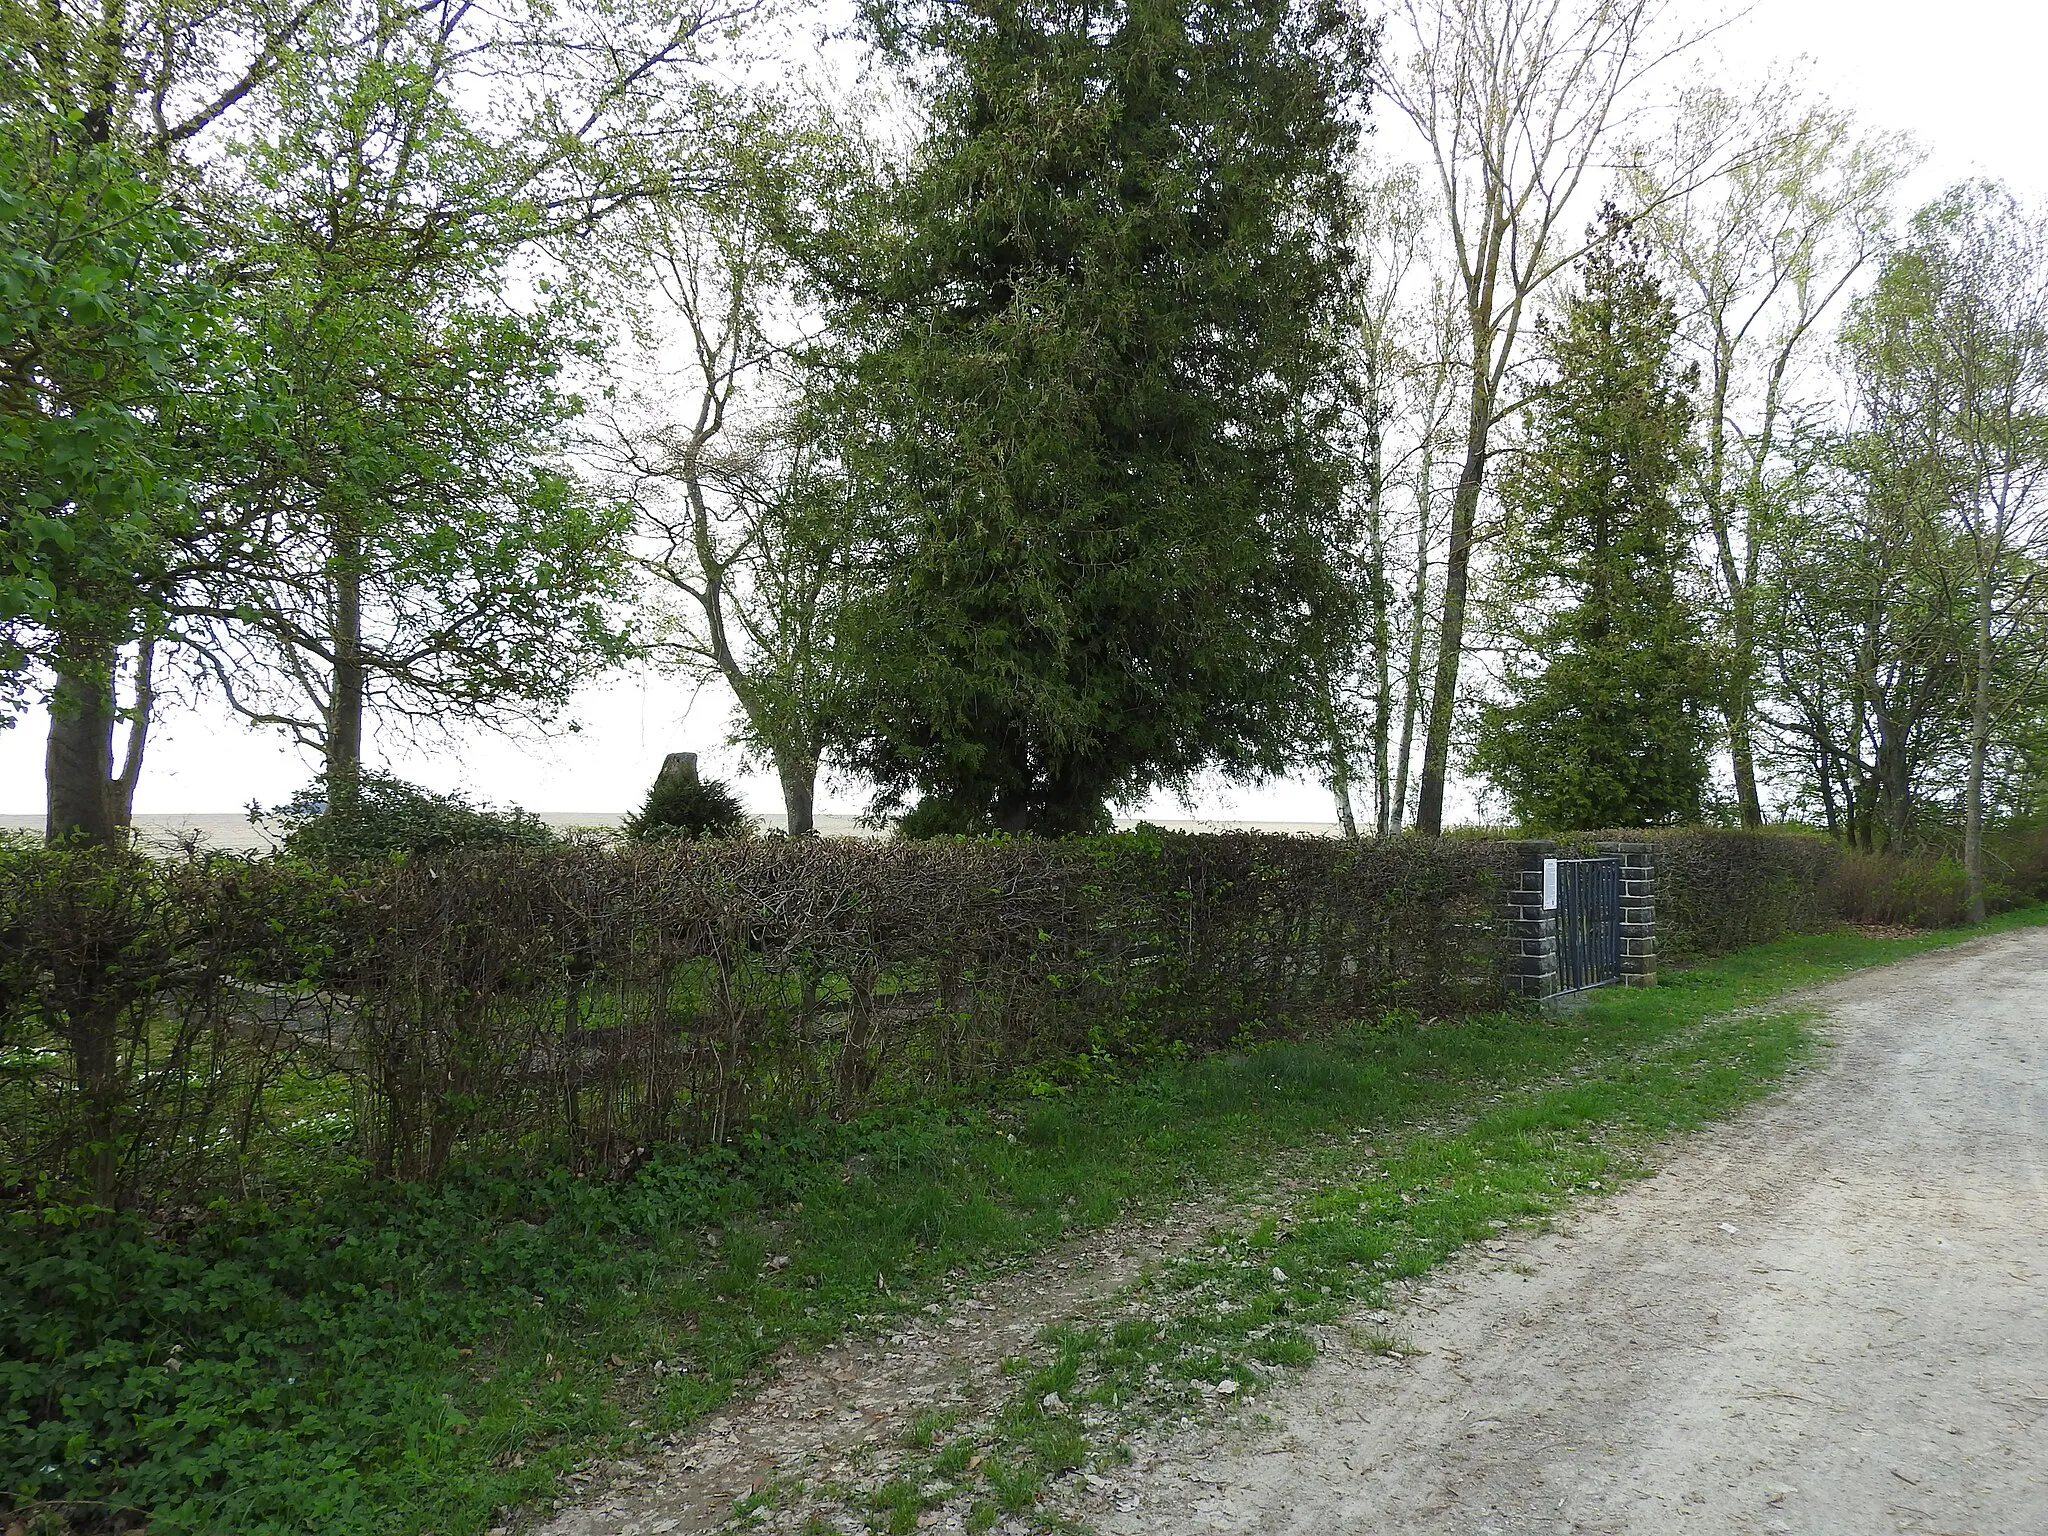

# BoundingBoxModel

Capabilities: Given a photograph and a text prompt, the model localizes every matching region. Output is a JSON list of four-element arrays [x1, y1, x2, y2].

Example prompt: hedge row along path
[[1080, 925, 2048, 1535], [524, 923, 2046, 1536]]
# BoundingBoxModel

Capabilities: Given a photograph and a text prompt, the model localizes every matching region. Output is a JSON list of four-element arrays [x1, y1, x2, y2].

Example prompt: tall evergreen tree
[[823, 0, 1373, 835], [1472, 210, 1710, 829]]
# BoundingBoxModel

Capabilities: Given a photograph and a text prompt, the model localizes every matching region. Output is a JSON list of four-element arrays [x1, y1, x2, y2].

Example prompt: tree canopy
[[1472, 214, 1712, 829], [820, 0, 1374, 835]]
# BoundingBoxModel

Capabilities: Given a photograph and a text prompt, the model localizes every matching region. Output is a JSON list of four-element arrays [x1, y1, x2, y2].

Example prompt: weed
[[984, 1458, 1045, 1513], [1031, 1419, 1089, 1476], [1350, 1329, 1410, 1356], [867, 1478, 923, 1535], [932, 1438, 978, 1478], [900, 1406, 959, 1450], [1253, 1328, 1317, 1366]]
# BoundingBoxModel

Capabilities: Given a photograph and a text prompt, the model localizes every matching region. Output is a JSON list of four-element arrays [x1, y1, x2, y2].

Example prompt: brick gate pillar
[[1505, 839, 1559, 1002], [1597, 840, 1657, 987]]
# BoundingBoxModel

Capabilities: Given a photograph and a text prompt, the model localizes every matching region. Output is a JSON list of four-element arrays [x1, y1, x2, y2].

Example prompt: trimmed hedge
[[1, 833, 1514, 1208], [1582, 829, 1844, 962], [0, 823, 1929, 1210]]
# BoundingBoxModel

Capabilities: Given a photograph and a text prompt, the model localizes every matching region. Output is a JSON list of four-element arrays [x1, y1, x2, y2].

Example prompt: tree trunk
[[1724, 597, 1764, 828], [1962, 579, 1993, 924], [778, 752, 818, 837], [1330, 766, 1359, 838], [1700, 341, 1767, 831], [1814, 745, 1840, 838], [1366, 508, 1393, 837], [1415, 428, 1487, 835], [45, 637, 120, 848], [44, 637, 127, 1201], [67, 989, 125, 1207], [1720, 463, 1767, 825], [1361, 369, 1392, 835], [1727, 700, 1763, 828], [1391, 441, 1436, 833], [112, 633, 156, 829], [328, 540, 366, 804], [1873, 701, 1913, 852], [1326, 691, 1359, 839]]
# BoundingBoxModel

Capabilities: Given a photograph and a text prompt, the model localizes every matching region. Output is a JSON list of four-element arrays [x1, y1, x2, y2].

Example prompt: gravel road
[[1083, 926, 2048, 1536]]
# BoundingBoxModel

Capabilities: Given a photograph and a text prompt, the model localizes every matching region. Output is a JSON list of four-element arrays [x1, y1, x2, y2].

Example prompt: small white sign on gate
[[1542, 857, 1559, 911]]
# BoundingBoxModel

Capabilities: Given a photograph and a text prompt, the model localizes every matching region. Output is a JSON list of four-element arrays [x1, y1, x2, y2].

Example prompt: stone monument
[[653, 752, 699, 796]]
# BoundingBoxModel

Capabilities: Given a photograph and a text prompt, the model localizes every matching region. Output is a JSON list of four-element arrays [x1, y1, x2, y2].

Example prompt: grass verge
[[6, 910, 2041, 1534]]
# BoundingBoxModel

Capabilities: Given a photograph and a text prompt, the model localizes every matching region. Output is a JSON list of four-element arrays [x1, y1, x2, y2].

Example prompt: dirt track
[[1083, 927, 2048, 1536]]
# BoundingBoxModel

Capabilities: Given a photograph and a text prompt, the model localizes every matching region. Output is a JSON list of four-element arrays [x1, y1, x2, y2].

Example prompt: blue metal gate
[[1551, 857, 1621, 994]]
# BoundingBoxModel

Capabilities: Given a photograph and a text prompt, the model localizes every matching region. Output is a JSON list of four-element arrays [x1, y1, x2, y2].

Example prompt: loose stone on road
[[1086, 926, 2048, 1535]]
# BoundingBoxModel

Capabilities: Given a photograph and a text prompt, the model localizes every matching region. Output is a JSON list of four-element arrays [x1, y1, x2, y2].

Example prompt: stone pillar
[[1505, 838, 1559, 1002], [1598, 840, 1657, 987], [654, 752, 700, 795]]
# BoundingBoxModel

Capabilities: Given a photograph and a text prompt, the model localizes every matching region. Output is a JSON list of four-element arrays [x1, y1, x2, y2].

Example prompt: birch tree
[[1376, 0, 1712, 832], [1322, 166, 1461, 835], [1632, 83, 1913, 825]]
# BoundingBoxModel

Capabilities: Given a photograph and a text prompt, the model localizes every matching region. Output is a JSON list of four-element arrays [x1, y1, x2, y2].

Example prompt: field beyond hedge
[[9, 906, 2045, 1535]]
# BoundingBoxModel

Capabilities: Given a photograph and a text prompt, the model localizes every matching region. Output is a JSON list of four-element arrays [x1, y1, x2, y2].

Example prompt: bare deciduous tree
[[1376, 0, 1715, 832], [1323, 166, 1461, 835], [601, 169, 860, 836], [1633, 82, 1914, 825]]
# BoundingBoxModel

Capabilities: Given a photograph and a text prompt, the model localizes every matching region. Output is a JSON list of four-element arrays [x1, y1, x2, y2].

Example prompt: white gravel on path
[[1084, 925, 2048, 1536]]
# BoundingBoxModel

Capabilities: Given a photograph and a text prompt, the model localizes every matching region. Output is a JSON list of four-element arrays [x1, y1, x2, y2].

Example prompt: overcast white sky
[[4, 0, 2044, 821]]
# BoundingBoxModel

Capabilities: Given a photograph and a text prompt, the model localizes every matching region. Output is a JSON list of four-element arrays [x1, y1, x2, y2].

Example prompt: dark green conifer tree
[[1472, 209, 1711, 830], [823, 0, 1374, 835]]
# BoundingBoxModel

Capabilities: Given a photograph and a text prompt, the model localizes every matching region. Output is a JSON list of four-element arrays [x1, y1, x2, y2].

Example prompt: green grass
[[6, 909, 2040, 1534], [861, 993, 1815, 1531], [797, 909, 2048, 1531]]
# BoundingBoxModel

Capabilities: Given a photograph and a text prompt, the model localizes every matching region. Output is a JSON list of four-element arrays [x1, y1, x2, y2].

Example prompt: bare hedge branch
[[0, 828, 1848, 1208]]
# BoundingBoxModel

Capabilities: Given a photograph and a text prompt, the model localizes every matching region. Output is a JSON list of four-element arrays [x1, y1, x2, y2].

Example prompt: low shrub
[[1832, 847, 2035, 929], [622, 764, 753, 842], [1989, 821, 2048, 902], [263, 771, 557, 866]]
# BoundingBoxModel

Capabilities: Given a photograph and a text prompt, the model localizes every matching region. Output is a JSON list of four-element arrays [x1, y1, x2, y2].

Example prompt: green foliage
[[0, 843, 359, 1209], [821, 0, 1373, 834], [0, 65, 219, 721], [1833, 183, 2048, 898], [622, 769, 754, 842], [1754, 420, 1977, 848], [191, 0, 637, 767], [266, 771, 558, 866], [893, 794, 1102, 839], [1472, 211, 1712, 830]]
